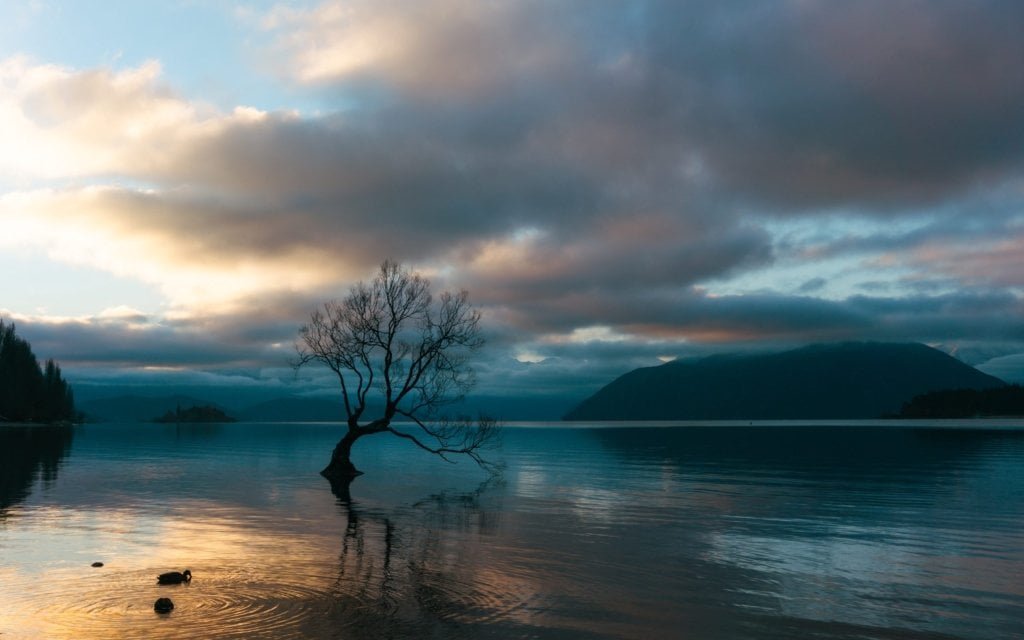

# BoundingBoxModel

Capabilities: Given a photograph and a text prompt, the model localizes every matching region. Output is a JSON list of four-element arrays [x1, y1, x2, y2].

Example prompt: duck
[[157, 569, 192, 584], [154, 597, 174, 613]]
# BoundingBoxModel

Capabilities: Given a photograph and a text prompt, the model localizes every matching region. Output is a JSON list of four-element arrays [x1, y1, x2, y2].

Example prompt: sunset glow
[[3, 0, 1024, 406]]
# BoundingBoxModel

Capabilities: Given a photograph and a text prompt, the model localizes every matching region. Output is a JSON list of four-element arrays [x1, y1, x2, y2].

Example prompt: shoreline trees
[[898, 385, 1024, 418], [0, 321, 76, 423]]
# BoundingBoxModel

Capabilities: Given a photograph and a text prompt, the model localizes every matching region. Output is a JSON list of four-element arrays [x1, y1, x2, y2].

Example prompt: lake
[[2, 421, 1023, 639]]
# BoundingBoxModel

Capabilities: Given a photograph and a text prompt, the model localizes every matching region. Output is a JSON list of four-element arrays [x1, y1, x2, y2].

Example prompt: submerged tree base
[[320, 460, 364, 482]]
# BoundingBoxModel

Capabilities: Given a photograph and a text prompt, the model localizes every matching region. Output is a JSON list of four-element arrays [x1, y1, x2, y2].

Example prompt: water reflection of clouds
[[709, 528, 914, 581], [708, 529, 922, 628], [566, 486, 629, 525], [5, 424, 1024, 638], [512, 467, 548, 497], [0, 499, 344, 639], [2, 499, 337, 570], [705, 520, 1024, 637]]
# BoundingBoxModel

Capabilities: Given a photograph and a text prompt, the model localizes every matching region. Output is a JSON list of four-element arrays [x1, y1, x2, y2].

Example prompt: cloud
[[0, 186, 349, 312], [267, 0, 1024, 210], [0, 51, 774, 320], [646, 0, 1024, 208], [0, 57, 210, 181], [4, 310, 274, 369], [262, 0, 586, 97], [455, 216, 773, 304], [6, 1, 1024, 400]]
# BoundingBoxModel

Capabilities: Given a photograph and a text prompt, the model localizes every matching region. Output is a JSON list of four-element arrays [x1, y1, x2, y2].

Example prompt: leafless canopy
[[297, 260, 499, 473]]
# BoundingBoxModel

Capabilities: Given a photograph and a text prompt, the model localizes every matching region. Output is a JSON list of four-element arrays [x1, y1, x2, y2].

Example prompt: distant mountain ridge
[[81, 393, 576, 423], [564, 342, 1006, 420], [79, 395, 215, 423], [236, 397, 346, 422], [79, 395, 342, 423]]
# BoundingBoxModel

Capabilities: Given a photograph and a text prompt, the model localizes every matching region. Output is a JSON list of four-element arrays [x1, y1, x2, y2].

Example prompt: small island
[[153, 404, 236, 423]]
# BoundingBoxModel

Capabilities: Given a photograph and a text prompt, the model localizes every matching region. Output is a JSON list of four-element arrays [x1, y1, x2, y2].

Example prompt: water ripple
[[0, 563, 343, 639], [3, 423, 1024, 639]]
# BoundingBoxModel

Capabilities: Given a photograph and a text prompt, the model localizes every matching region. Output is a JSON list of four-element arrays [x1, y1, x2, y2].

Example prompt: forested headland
[[898, 385, 1024, 418], [0, 321, 77, 423]]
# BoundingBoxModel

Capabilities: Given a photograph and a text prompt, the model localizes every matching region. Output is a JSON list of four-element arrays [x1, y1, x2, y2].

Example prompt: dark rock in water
[[157, 569, 192, 584], [91, 562, 104, 568], [154, 597, 174, 613]]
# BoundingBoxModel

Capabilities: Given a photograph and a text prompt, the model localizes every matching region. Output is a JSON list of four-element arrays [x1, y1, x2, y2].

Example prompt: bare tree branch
[[295, 260, 501, 480]]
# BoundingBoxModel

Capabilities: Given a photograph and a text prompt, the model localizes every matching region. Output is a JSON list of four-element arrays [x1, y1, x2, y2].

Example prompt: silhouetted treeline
[[899, 385, 1024, 418], [153, 404, 236, 423], [0, 321, 76, 423]]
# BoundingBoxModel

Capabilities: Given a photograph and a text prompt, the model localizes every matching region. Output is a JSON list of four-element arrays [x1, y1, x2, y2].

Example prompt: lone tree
[[296, 260, 499, 481]]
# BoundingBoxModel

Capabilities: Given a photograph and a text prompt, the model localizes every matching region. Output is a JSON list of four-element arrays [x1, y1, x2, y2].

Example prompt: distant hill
[[80, 394, 333, 423], [79, 393, 577, 423], [235, 397, 347, 422], [236, 394, 577, 422], [564, 342, 1006, 421], [446, 395, 579, 421], [79, 395, 217, 422]]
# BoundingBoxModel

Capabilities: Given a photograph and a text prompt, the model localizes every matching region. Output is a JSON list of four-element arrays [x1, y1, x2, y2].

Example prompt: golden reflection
[[0, 500, 341, 639], [2, 478, 559, 639], [9, 423, 1020, 639]]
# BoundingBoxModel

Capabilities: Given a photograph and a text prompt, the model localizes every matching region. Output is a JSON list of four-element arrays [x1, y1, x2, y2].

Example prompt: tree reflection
[[315, 476, 522, 639], [0, 424, 74, 515]]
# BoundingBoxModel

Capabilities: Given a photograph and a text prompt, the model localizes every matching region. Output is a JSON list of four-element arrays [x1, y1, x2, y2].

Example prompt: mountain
[[564, 342, 1006, 421], [443, 395, 579, 421], [236, 397, 347, 422], [78, 394, 339, 423], [78, 395, 217, 422], [77, 392, 576, 423], [235, 395, 575, 422]]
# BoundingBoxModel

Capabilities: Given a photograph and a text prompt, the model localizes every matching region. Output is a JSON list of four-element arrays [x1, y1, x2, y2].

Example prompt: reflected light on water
[[0, 503, 342, 639], [2, 423, 1024, 639]]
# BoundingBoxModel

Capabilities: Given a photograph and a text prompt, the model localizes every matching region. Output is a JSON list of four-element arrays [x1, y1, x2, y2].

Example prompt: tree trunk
[[321, 430, 363, 480]]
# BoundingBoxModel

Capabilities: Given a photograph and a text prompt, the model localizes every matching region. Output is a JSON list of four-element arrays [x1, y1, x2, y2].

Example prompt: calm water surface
[[2, 421, 1024, 639]]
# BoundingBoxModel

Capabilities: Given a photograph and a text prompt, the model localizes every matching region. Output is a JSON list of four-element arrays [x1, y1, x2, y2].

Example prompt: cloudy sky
[[4, 0, 1024, 411]]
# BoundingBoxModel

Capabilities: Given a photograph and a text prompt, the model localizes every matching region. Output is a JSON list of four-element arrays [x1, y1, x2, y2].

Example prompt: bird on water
[[157, 569, 192, 584], [154, 597, 174, 613]]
